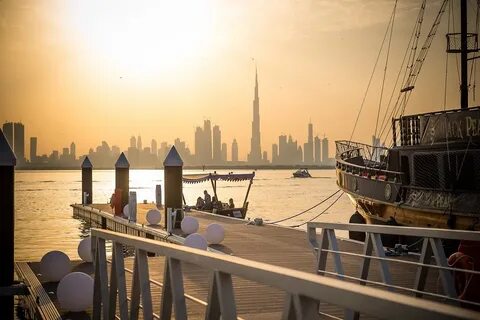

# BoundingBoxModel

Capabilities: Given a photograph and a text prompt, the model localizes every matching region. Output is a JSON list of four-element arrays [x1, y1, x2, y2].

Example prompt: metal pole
[[81, 156, 93, 205], [0, 129, 16, 319], [460, 0, 468, 109]]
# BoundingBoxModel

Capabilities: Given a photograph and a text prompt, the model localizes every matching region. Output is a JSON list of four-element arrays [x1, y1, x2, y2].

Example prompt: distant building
[[248, 69, 263, 164], [221, 143, 227, 162], [231, 139, 238, 162], [70, 142, 76, 160], [137, 135, 142, 151], [30, 137, 37, 162], [272, 144, 278, 164], [314, 136, 321, 164], [303, 122, 314, 164], [321, 137, 329, 164], [2, 122, 13, 149], [151, 139, 157, 156], [13, 123, 25, 163], [262, 151, 268, 162], [130, 136, 136, 148], [204, 120, 212, 163], [213, 125, 222, 163]]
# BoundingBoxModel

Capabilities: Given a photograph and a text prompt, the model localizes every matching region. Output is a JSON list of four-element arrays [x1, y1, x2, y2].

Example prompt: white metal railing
[[91, 228, 480, 320], [307, 222, 480, 319]]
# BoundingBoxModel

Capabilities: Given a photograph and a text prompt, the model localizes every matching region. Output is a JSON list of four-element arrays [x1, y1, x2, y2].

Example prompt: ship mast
[[460, 0, 468, 109]]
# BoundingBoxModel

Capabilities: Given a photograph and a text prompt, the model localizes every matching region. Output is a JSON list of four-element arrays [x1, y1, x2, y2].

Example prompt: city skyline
[[2, 1, 475, 161], [2, 71, 335, 167]]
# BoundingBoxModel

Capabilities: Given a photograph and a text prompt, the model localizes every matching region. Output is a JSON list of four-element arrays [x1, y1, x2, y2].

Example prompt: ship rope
[[375, 0, 426, 149], [287, 192, 345, 228], [348, 2, 399, 144], [374, 0, 398, 141], [265, 189, 341, 225], [377, 0, 448, 146]]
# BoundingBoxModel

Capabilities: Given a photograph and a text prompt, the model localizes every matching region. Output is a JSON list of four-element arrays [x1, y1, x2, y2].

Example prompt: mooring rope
[[288, 191, 345, 228], [266, 189, 342, 225]]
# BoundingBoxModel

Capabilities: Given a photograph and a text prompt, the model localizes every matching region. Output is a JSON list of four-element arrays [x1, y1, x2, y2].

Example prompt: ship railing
[[90, 228, 480, 320], [335, 141, 402, 182], [307, 222, 480, 318]]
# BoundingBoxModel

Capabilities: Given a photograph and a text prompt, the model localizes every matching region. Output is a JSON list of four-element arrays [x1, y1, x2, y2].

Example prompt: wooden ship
[[336, 0, 480, 235]]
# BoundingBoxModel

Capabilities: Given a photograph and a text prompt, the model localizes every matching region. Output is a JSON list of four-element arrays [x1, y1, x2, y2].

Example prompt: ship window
[[413, 154, 440, 188]]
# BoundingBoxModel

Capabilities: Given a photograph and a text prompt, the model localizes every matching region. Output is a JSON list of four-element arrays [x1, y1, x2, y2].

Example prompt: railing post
[[0, 128, 16, 320], [81, 156, 93, 205]]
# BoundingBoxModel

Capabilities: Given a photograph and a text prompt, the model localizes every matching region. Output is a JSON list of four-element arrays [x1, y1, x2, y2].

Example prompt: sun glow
[[66, 0, 214, 77]]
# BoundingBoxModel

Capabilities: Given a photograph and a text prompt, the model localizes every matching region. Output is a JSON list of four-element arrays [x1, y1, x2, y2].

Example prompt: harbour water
[[14, 169, 352, 261]]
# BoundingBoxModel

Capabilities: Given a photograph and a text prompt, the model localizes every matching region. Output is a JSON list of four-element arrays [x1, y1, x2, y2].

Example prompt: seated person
[[212, 196, 222, 210], [195, 197, 205, 209], [203, 190, 213, 210], [228, 198, 235, 209]]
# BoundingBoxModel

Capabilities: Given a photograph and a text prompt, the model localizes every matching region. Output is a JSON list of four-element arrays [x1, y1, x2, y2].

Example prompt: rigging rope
[[288, 192, 345, 228], [265, 189, 341, 225], [374, 0, 398, 141], [348, 3, 398, 143]]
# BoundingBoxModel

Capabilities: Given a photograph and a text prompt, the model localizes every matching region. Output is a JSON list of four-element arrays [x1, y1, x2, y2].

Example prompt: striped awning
[[182, 172, 255, 184]]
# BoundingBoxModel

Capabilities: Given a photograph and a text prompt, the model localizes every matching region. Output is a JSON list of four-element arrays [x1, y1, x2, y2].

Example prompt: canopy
[[182, 172, 255, 184]]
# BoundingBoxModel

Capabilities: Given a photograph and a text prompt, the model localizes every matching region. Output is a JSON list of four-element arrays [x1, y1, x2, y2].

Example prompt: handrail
[[91, 228, 480, 320], [308, 222, 480, 241], [307, 222, 480, 316]]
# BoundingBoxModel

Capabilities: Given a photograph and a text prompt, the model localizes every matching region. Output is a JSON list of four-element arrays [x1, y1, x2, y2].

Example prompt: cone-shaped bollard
[[163, 146, 183, 230], [81, 156, 93, 205], [0, 128, 16, 319], [115, 152, 130, 214]]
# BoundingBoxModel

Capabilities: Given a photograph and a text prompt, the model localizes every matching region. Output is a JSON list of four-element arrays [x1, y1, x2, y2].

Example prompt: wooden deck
[[72, 203, 443, 319]]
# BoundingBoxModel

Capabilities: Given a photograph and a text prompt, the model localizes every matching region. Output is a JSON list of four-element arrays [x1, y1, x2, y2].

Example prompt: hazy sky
[[0, 0, 478, 159]]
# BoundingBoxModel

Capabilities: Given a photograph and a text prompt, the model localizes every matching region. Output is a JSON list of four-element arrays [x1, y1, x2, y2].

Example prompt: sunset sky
[[0, 0, 478, 159]]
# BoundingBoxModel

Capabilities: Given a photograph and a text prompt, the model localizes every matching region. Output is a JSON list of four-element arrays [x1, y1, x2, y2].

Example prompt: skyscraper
[[137, 135, 142, 150], [221, 143, 227, 162], [248, 69, 262, 164], [194, 126, 204, 163], [321, 137, 329, 164], [212, 125, 222, 163], [303, 122, 314, 164], [13, 122, 25, 163], [151, 139, 157, 155], [30, 137, 37, 163], [231, 139, 238, 162], [70, 142, 76, 160], [204, 120, 212, 163], [272, 144, 278, 164], [314, 136, 321, 164], [2, 122, 13, 149], [130, 136, 136, 148]]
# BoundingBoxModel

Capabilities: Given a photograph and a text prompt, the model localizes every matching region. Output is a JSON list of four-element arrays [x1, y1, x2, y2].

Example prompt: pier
[[7, 144, 480, 319]]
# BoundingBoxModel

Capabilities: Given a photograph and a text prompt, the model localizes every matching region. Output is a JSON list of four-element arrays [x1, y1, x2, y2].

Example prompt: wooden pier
[[67, 203, 479, 319]]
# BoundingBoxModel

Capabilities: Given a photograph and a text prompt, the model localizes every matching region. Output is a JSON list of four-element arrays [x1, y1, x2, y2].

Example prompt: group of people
[[195, 190, 235, 211]]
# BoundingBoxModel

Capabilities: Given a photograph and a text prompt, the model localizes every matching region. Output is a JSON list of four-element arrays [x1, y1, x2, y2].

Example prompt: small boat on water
[[336, 0, 480, 234], [293, 169, 312, 178], [182, 172, 255, 219]]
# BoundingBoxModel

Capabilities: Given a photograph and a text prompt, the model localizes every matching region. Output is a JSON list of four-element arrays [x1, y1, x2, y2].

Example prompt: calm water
[[14, 169, 353, 261]]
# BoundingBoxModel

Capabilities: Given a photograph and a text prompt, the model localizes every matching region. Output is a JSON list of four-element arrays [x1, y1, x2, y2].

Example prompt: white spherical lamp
[[205, 223, 225, 244], [123, 204, 130, 218], [181, 216, 199, 235], [77, 237, 92, 263], [57, 272, 94, 312], [146, 209, 161, 225], [184, 233, 208, 250], [40, 251, 71, 282]]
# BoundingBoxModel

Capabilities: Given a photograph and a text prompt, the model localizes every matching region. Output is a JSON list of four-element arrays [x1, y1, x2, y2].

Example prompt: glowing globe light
[[181, 216, 199, 235], [57, 272, 94, 312], [40, 251, 71, 282], [146, 209, 161, 225], [205, 223, 225, 244], [77, 236, 93, 263], [184, 233, 208, 250], [123, 204, 130, 218]]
